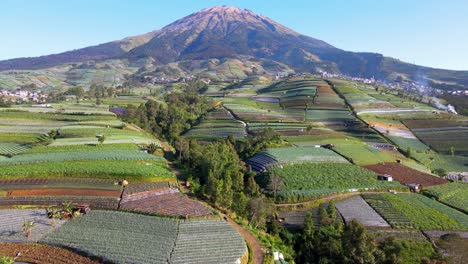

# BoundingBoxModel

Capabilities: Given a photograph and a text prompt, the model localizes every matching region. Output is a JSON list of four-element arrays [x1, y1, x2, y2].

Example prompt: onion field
[[42, 211, 179, 264], [41, 211, 246, 264]]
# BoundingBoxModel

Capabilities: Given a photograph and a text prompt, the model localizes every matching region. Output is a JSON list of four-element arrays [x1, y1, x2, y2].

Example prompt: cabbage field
[[42, 211, 246, 264], [271, 163, 403, 202], [425, 182, 468, 213]]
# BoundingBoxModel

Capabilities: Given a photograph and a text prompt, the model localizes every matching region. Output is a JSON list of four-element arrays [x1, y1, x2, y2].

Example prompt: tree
[[22, 220, 35, 238], [97, 135, 106, 144], [249, 197, 274, 229], [328, 201, 336, 220], [66, 86, 85, 103], [268, 173, 283, 200], [450, 146, 455, 157], [342, 220, 380, 264], [304, 211, 315, 237], [318, 204, 330, 225]]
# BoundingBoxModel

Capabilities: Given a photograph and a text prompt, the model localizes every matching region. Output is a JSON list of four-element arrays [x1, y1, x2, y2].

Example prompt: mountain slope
[[0, 6, 466, 90], [0, 31, 158, 71]]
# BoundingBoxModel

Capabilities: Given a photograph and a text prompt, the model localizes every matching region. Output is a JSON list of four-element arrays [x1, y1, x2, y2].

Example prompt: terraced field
[[0, 143, 31, 156], [41, 211, 246, 264], [362, 194, 416, 229], [42, 211, 179, 264], [335, 196, 390, 227], [270, 163, 403, 202], [264, 146, 348, 163], [425, 182, 468, 213], [0, 209, 66, 242], [364, 193, 468, 230], [364, 163, 447, 186], [0, 160, 173, 181], [171, 220, 247, 264], [0, 243, 99, 264]]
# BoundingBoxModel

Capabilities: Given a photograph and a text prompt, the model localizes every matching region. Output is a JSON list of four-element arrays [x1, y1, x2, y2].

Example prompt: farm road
[[223, 214, 265, 264]]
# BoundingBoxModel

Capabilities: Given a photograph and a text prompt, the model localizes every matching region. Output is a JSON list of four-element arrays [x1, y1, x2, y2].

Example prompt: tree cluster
[[123, 91, 212, 142], [295, 202, 439, 264]]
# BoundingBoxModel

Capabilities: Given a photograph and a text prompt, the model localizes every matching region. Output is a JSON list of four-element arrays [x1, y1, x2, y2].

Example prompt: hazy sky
[[2, 0, 467, 70]]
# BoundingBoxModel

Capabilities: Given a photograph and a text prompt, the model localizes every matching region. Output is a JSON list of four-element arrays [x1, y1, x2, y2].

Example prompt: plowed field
[[0, 242, 99, 264], [6, 189, 121, 197], [364, 163, 447, 186]]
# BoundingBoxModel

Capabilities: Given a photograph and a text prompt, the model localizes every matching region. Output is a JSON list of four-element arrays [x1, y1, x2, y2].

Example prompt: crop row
[[0, 243, 98, 264], [0, 160, 174, 181], [271, 163, 402, 202], [23, 143, 139, 154], [42, 211, 179, 264], [425, 182, 468, 213], [362, 194, 415, 229], [0, 196, 119, 209], [0, 209, 66, 242], [171, 220, 247, 264], [0, 150, 164, 165], [335, 196, 390, 227], [59, 126, 144, 138], [41, 211, 246, 264], [368, 193, 468, 230], [0, 143, 31, 156], [0, 110, 117, 121], [121, 192, 213, 217], [264, 146, 349, 164]]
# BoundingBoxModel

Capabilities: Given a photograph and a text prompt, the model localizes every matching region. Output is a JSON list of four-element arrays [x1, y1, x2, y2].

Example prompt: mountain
[[0, 6, 467, 90]]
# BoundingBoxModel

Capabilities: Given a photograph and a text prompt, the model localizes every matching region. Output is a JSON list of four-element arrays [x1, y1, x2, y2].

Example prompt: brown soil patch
[[367, 120, 407, 130], [7, 189, 121, 197], [364, 163, 447, 187], [317, 86, 337, 94], [120, 192, 213, 217], [0, 242, 100, 264]]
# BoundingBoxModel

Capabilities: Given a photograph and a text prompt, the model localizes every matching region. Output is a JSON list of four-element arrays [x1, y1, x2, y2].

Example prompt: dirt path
[[167, 162, 190, 193], [223, 214, 265, 264]]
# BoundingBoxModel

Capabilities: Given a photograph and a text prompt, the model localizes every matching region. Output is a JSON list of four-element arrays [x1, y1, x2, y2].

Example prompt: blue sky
[[2, 0, 467, 70]]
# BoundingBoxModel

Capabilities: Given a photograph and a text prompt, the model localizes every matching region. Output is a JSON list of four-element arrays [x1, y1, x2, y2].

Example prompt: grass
[[386, 136, 430, 151], [411, 151, 468, 172], [0, 133, 45, 144], [331, 139, 397, 165], [305, 110, 355, 121]]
